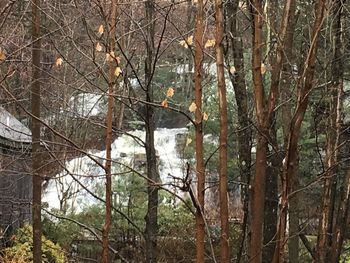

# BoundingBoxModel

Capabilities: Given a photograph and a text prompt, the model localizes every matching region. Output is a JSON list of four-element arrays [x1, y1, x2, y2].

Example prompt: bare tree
[[194, 0, 205, 262], [144, 1, 159, 262], [101, 0, 118, 262], [31, 0, 42, 262], [316, 1, 345, 262], [249, 0, 296, 262], [273, 1, 327, 262], [214, 0, 229, 261], [225, 2, 252, 261]]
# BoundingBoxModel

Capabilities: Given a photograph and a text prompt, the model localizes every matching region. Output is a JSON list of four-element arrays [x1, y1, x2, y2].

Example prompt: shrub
[[0, 224, 66, 263]]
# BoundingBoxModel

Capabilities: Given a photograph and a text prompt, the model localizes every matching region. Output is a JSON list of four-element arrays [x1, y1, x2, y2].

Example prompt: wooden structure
[[0, 106, 32, 241]]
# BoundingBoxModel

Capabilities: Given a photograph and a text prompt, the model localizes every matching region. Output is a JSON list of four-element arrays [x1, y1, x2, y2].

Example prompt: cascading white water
[[43, 128, 189, 211]]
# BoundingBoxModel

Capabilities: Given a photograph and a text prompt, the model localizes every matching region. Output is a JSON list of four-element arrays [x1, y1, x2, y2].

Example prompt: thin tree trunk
[[31, 0, 42, 262], [322, 1, 345, 262], [215, 0, 229, 261], [101, 1, 117, 262], [250, 2, 268, 261], [262, 2, 280, 261], [185, 0, 195, 99], [330, 166, 350, 263], [116, 0, 127, 131], [272, 1, 327, 262], [250, 0, 296, 261], [263, 126, 279, 263], [330, 2, 347, 256], [144, 1, 159, 262], [225, 2, 252, 261], [277, 1, 299, 262], [266, 1, 299, 263], [288, 179, 300, 263], [249, 2, 277, 262], [194, 0, 205, 262]]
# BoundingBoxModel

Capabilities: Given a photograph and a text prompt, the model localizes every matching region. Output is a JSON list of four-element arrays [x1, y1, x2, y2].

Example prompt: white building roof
[[0, 107, 31, 144]]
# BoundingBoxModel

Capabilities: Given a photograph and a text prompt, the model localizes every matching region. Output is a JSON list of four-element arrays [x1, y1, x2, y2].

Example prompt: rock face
[[0, 107, 32, 243]]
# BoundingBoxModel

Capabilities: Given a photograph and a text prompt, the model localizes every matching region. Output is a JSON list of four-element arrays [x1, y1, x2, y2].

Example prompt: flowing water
[[44, 128, 190, 211]]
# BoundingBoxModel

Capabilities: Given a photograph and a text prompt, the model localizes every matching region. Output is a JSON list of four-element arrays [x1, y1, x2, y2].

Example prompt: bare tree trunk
[[144, 1, 159, 262], [225, 2, 252, 261], [263, 2, 280, 261], [249, 2, 267, 262], [250, 0, 296, 261], [317, 1, 345, 262], [116, 0, 127, 131], [276, 2, 299, 262], [31, 0, 42, 262], [194, 0, 205, 262], [215, 0, 229, 261], [288, 179, 300, 263], [185, 0, 195, 99], [330, 166, 350, 263], [263, 126, 279, 263], [273, 1, 327, 262], [101, 1, 117, 262]]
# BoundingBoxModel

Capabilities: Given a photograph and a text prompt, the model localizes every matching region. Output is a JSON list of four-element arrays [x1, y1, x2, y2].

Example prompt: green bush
[[1, 224, 66, 263]]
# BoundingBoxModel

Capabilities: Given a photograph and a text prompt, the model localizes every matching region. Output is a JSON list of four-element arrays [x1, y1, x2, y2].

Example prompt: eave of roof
[[0, 107, 32, 144]]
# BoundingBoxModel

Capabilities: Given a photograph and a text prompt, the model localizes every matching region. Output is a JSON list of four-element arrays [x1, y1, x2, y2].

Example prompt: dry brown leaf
[[179, 40, 188, 49], [189, 102, 197, 113], [106, 51, 115, 62], [106, 53, 112, 62], [204, 39, 216, 48], [229, 66, 236, 74], [98, 24, 104, 35], [186, 138, 192, 147], [166, 87, 174, 98], [187, 35, 193, 46], [179, 35, 194, 49], [114, 67, 122, 77], [203, 112, 208, 121], [55, 57, 63, 67], [95, 42, 102, 52], [161, 99, 168, 108]]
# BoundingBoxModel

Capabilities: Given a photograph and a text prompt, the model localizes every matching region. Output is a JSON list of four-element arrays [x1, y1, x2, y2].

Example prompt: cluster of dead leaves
[[95, 25, 122, 76], [179, 36, 216, 49], [229, 63, 268, 75], [161, 87, 175, 108], [161, 89, 208, 121], [179, 35, 193, 49]]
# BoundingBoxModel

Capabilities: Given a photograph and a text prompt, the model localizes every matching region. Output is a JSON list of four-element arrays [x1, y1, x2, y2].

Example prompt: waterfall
[[43, 128, 189, 211]]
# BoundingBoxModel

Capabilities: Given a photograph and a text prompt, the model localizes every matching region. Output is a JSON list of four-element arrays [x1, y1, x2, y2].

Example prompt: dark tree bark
[[272, 1, 327, 262], [31, 0, 42, 262], [249, 1, 268, 261], [263, 127, 279, 263], [317, 1, 345, 262], [250, 0, 296, 262], [280, 2, 299, 263], [225, 2, 252, 261], [101, 1, 117, 262], [144, 1, 159, 262], [330, 166, 350, 263], [215, 0, 229, 261], [194, 0, 205, 262], [185, 0, 196, 99], [262, 2, 280, 262]]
